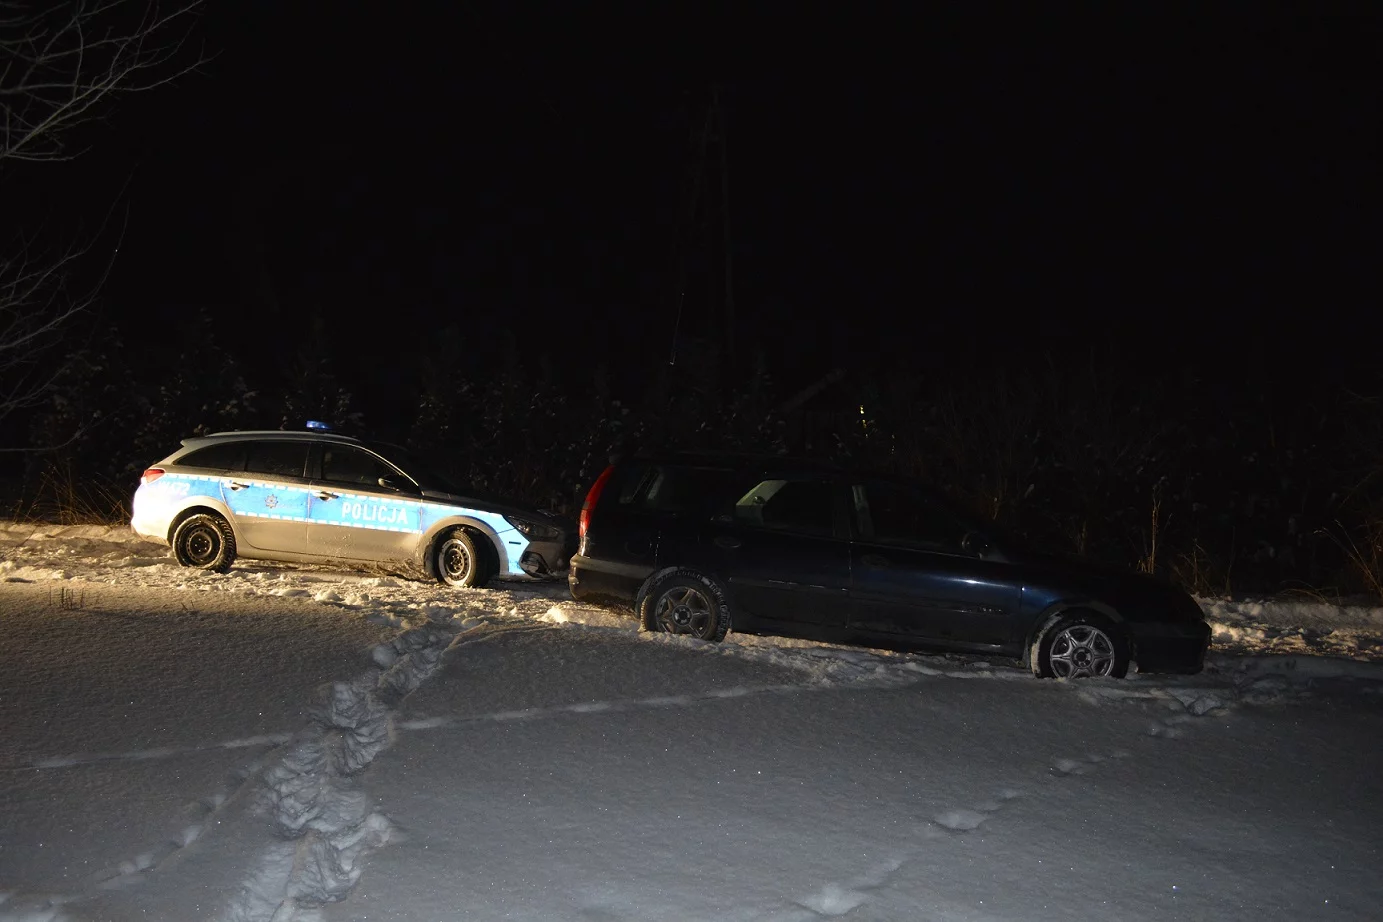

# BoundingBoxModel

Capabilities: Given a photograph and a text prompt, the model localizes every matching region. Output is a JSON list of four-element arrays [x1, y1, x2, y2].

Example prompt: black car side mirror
[[961, 531, 992, 556]]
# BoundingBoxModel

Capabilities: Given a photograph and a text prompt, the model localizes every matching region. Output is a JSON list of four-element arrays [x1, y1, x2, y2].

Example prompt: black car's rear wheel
[[171, 513, 236, 573], [1033, 612, 1129, 679], [639, 570, 731, 642]]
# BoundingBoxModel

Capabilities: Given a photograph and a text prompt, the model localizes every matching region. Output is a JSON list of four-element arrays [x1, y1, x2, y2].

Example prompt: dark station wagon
[[570, 453, 1210, 678]]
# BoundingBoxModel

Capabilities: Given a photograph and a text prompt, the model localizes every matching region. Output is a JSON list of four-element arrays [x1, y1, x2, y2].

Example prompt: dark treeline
[[13, 311, 1383, 602]]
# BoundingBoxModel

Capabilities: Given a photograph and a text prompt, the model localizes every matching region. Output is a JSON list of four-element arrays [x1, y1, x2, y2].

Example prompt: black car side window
[[245, 441, 309, 479], [322, 445, 394, 487], [734, 479, 836, 538], [858, 484, 965, 552]]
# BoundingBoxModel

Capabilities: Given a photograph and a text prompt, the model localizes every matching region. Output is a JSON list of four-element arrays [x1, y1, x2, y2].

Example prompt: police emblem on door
[[265, 494, 279, 509]]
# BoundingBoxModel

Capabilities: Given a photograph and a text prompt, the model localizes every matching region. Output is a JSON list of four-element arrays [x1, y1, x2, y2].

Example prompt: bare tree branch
[[0, 0, 203, 438], [1, 0, 204, 162]]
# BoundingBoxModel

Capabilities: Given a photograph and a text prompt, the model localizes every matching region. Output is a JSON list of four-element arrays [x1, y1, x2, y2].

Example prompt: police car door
[[306, 444, 422, 563], [226, 440, 313, 553]]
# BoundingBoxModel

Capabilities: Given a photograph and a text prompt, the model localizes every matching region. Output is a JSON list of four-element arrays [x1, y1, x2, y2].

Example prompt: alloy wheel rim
[[654, 587, 714, 638], [1048, 625, 1116, 678]]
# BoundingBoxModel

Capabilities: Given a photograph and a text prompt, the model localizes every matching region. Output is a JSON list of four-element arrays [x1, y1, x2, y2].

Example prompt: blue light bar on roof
[[306, 420, 332, 431]]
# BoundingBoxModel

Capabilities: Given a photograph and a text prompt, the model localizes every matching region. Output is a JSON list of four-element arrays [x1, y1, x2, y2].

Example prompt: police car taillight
[[141, 468, 165, 485], [579, 465, 615, 539]]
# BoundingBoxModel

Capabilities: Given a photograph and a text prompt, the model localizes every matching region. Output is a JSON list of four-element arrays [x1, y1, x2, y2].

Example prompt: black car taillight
[[580, 465, 615, 539]]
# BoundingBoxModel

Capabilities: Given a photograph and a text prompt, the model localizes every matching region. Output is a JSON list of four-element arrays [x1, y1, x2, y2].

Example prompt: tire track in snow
[[217, 615, 498, 922], [0, 751, 281, 922], [394, 681, 809, 733], [0, 735, 294, 773], [0, 614, 470, 921]]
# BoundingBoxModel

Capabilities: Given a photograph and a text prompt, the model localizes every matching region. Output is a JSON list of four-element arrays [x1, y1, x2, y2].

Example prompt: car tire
[[474, 540, 500, 586], [434, 528, 484, 588], [171, 513, 236, 573], [1032, 611, 1130, 679], [638, 569, 732, 642]]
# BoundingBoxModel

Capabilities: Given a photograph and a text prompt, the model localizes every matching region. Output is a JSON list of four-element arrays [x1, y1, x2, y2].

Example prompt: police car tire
[[435, 528, 482, 588], [475, 551, 498, 587], [172, 513, 236, 573]]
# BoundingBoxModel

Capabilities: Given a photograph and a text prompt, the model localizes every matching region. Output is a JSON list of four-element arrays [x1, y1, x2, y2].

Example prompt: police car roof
[[185, 430, 363, 445]]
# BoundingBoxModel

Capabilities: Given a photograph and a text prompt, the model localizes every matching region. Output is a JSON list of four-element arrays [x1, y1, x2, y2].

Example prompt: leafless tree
[[0, 0, 202, 441]]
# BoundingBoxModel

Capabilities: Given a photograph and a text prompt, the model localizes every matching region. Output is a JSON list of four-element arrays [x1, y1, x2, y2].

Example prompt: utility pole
[[668, 86, 736, 371], [713, 85, 735, 363]]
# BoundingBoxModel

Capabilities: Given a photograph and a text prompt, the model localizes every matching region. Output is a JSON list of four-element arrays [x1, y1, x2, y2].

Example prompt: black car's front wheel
[[639, 569, 732, 642], [1032, 612, 1130, 679]]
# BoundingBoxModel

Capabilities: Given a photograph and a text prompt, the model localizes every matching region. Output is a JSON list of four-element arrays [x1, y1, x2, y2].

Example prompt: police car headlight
[[504, 515, 560, 540]]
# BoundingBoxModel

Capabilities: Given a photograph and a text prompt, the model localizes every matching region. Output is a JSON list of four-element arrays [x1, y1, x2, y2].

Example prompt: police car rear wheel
[[172, 513, 236, 573], [435, 529, 482, 588]]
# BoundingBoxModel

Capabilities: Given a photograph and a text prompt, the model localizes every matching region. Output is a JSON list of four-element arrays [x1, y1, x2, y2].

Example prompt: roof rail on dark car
[[629, 448, 845, 471]]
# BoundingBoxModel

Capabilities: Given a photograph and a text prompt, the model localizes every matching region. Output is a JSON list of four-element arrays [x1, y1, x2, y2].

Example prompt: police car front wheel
[[435, 528, 485, 588], [172, 513, 237, 573]]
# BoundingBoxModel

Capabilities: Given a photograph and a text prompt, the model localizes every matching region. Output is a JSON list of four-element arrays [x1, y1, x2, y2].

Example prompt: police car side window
[[321, 446, 390, 487], [179, 443, 245, 471], [245, 442, 308, 479]]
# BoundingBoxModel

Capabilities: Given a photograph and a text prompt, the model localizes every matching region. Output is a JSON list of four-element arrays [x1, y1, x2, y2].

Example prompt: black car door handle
[[228, 481, 248, 491], [714, 535, 742, 550], [315, 491, 338, 500], [861, 553, 890, 568]]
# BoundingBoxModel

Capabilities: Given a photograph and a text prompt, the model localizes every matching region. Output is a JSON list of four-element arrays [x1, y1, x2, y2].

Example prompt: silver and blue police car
[[131, 424, 574, 587]]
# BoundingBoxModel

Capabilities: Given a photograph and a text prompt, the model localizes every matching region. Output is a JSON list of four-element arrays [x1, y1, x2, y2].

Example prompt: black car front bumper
[[1129, 620, 1212, 674]]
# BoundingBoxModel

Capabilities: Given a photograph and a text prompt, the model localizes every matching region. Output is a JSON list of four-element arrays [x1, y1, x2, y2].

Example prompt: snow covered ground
[[1, 523, 1381, 921]]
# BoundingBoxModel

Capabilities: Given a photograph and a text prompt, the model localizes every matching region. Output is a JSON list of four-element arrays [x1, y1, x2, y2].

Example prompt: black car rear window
[[178, 442, 246, 471], [638, 465, 745, 515]]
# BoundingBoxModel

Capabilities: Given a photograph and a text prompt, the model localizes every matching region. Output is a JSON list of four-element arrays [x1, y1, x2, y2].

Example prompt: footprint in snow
[[798, 882, 870, 916], [931, 787, 1022, 835], [1188, 694, 1226, 715], [975, 787, 1023, 811], [933, 807, 989, 832]]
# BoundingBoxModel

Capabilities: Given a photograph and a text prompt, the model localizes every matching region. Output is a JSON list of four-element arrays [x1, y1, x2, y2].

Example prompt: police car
[[131, 424, 574, 586]]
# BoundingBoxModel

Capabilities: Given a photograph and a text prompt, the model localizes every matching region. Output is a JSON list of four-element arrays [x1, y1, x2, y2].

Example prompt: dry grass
[[13, 462, 131, 525], [1319, 520, 1383, 601]]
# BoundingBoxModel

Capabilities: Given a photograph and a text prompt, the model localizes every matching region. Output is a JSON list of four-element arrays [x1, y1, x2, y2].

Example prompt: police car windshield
[[374, 444, 466, 495]]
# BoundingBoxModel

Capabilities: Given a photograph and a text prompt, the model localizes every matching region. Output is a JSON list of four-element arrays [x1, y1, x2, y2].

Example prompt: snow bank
[[1203, 596, 1383, 661]]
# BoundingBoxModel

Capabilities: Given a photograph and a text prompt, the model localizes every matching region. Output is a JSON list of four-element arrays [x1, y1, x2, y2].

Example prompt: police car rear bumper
[[131, 518, 169, 545]]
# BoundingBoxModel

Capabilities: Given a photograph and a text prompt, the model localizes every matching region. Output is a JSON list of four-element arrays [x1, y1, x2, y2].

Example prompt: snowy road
[[0, 582, 388, 913], [2, 523, 1383, 920], [335, 623, 1383, 921]]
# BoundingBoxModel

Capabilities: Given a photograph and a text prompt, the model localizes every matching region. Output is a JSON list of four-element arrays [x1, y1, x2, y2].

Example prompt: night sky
[[17, 4, 1379, 422]]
